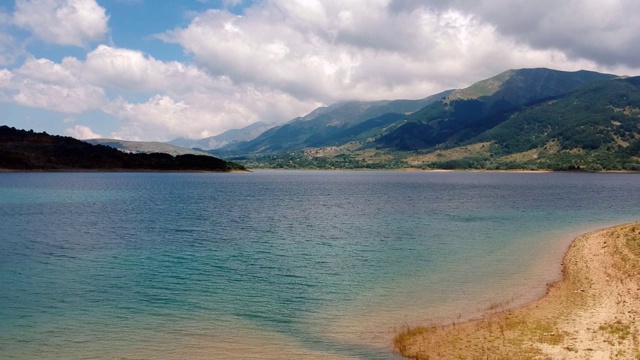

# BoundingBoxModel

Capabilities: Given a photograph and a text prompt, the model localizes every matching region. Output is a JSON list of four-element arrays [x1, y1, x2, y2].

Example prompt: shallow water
[[1, 170, 639, 359]]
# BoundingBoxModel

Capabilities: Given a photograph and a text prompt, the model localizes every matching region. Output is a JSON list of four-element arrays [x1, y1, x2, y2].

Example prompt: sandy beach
[[394, 223, 640, 360]]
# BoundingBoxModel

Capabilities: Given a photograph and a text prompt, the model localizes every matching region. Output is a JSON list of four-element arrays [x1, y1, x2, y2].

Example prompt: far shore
[[0, 168, 249, 173], [394, 223, 640, 359], [242, 167, 640, 173], [5, 166, 640, 174]]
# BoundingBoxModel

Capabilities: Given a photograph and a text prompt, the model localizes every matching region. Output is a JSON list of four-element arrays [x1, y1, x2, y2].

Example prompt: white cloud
[[104, 89, 318, 141], [0, 69, 13, 86], [16, 57, 82, 85], [160, 0, 634, 104], [79, 45, 320, 140], [4, 0, 640, 143], [13, 0, 109, 47], [13, 80, 107, 113], [4, 56, 107, 113], [83, 45, 217, 94], [0, 69, 13, 101], [390, 0, 640, 68], [65, 124, 101, 139], [105, 95, 194, 140], [1, 44, 321, 141], [160, 5, 363, 100]]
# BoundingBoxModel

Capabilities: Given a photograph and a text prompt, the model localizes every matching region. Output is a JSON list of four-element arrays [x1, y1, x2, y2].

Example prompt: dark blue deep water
[[1, 171, 639, 359]]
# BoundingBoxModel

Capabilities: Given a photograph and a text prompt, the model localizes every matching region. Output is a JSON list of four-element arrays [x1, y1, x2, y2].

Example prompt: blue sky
[[1, 0, 639, 141]]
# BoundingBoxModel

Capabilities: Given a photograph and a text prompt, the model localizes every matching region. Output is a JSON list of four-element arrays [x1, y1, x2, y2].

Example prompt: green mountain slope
[[376, 68, 617, 150], [448, 68, 613, 103], [395, 76, 640, 171], [0, 126, 245, 171], [466, 76, 640, 170], [221, 90, 452, 153]]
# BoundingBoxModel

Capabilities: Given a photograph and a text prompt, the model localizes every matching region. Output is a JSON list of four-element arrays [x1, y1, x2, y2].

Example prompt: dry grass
[[394, 223, 640, 360], [405, 142, 492, 165], [600, 320, 632, 343], [498, 149, 540, 162], [351, 149, 395, 163], [624, 225, 640, 260], [497, 140, 562, 163]]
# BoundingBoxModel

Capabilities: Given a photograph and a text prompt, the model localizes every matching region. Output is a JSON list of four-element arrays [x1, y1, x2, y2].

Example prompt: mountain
[[377, 75, 640, 171], [219, 90, 453, 153], [169, 122, 273, 150], [5, 68, 636, 171], [0, 126, 245, 171], [87, 139, 213, 156], [465, 76, 640, 170], [376, 68, 617, 150], [224, 68, 640, 171]]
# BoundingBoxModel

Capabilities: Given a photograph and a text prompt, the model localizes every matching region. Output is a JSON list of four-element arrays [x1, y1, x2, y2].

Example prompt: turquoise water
[[1, 170, 639, 359]]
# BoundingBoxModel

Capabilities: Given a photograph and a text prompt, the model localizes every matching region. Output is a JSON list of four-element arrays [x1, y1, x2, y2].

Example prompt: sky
[[1, 0, 640, 142]]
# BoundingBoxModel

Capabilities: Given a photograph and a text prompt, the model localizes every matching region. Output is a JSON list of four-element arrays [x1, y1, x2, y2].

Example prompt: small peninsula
[[394, 223, 640, 359], [0, 126, 246, 172]]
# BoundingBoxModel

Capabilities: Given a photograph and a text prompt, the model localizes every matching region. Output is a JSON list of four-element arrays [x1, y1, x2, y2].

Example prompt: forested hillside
[[0, 126, 245, 171], [375, 68, 615, 150]]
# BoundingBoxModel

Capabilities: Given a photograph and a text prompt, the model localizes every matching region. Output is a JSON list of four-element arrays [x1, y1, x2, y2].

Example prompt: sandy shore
[[394, 223, 640, 360]]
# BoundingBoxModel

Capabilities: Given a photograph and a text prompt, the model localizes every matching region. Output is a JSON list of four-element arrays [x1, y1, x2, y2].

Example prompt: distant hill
[[221, 68, 640, 171], [87, 139, 212, 156], [219, 90, 453, 153], [169, 122, 273, 150], [0, 126, 245, 171]]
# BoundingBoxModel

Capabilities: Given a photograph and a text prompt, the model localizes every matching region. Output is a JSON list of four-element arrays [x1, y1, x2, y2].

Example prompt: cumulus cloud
[[82, 45, 219, 94], [160, 0, 630, 105], [5, 56, 107, 113], [16, 57, 82, 85], [0, 69, 12, 86], [13, 0, 109, 47], [390, 0, 640, 68], [65, 124, 101, 139], [104, 88, 318, 141], [0, 69, 13, 101], [80, 45, 320, 140], [105, 95, 214, 140], [0, 45, 319, 140], [13, 81, 107, 113]]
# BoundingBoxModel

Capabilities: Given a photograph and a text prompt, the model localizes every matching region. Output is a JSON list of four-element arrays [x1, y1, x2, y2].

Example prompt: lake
[[1, 170, 639, 359]]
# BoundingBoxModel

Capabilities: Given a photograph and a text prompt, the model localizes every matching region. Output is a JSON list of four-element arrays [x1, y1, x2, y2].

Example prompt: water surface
[[1, 171, 639, 359]]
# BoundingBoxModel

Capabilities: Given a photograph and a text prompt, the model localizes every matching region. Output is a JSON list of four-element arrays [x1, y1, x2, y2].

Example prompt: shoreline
[[4, 167, 639, 174], [394, 222, 640, 359], [0, 168, 249, 173], [244, 167, 640, 174]]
